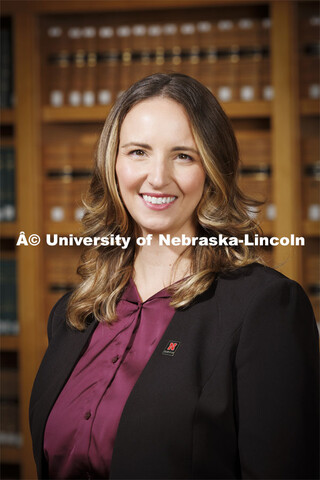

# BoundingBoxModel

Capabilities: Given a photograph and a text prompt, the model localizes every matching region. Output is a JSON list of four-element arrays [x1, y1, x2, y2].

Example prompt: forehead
[[119, 97, 194, 141]]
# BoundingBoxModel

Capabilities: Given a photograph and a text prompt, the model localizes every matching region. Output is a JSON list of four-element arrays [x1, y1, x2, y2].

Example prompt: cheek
[[181, 169, 206, 198], [116, 159, 139, 194]]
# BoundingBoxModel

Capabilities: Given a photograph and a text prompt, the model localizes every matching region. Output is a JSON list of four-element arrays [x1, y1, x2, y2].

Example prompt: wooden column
[[271, 0, 302, 281], [14, 11, 43, 480]]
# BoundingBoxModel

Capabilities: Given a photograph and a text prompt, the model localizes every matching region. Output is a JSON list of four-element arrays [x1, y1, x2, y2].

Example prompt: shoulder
[[211, 262, 317, 335], [216, 261, 310, 305], [217, 261, 295, 289]]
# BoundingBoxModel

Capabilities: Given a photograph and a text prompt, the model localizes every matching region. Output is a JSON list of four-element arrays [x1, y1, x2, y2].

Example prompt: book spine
[[83, 26, 98, 106], [0, 259, 18, 335], [0, 25, 13, 108]]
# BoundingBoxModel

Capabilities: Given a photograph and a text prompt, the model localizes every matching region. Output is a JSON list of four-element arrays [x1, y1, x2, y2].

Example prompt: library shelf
[[45, 221, 83, 236], [42, 105, 110, 124], [224, 101, 272, 118], [300, 99, 320, 116], [0, 335, 19, 351], [0, 109, 15, 125], [1, 0, 270, 15], [0, 222, 18, 239], [303, 221, 320, 237], [0, 446, 21, 464], [42, 101, 272, 124]]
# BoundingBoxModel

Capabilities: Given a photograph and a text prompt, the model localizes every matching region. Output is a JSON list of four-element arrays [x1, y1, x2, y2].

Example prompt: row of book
[[303, 172, 320, 222], [46, 52, 273, 107], [0, 147, 16, 222], [0, 22, 14, 109], [301, 136, 320, 165], [296, 5, 319, 99], [43, 17, 272, 55], [44, 176, 89, 222], [299, 11, 320, 45], [0, 259, 18, 335], [42, 11, 319, 55], [299, 52, 320, 101]]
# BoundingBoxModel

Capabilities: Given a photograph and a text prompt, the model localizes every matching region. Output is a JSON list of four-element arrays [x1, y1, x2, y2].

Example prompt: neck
[[132, 229, 195, 300]]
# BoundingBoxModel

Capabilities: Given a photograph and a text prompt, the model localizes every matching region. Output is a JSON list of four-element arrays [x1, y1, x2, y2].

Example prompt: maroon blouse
[[43, 279, 175, 479]]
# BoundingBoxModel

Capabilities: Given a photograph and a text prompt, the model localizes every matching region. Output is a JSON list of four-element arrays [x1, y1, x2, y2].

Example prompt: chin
[[139, 223, 175, 236]]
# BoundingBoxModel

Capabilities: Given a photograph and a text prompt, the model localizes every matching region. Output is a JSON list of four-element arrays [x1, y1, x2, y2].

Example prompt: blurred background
[[0, 0, 319, 478]]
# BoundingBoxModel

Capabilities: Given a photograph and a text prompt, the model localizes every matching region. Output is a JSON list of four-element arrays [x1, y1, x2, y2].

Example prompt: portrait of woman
[[29, 73, 319, 480]]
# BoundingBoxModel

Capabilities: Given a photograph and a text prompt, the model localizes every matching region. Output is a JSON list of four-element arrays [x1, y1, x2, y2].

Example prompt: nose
[[147, 157, 171, 189]]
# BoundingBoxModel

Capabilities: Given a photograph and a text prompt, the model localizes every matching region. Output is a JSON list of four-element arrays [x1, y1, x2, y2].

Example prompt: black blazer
[[29, 263, 319, 479]]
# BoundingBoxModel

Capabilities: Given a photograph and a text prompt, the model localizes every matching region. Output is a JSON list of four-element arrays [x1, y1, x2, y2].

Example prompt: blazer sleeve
[[235, 277, 319, 479]]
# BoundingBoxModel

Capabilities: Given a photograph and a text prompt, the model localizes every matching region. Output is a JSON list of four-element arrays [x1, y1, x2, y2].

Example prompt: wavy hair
[[67, 73, 264, 330]]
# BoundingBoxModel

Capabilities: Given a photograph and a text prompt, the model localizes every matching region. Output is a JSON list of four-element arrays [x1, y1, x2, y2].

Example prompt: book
[[0, 19, 13, 108], [0, 147, 15, 222], [0, 258, 18, 335]]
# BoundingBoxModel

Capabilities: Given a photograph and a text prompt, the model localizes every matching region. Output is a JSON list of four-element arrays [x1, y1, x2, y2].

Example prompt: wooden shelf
[[223, 101, 272, 118], [0, 335, 19, 351], [42, 105, 110, 123], [45, 221, 83, 235], [0, 445, 21, 464], [0, 222, 18, 238], [2, 0, 269, 15], [0, 109, 15, 125], [300, 99, 320, 116], [303, 221, 320, 237], [42, 101, 272, 123]]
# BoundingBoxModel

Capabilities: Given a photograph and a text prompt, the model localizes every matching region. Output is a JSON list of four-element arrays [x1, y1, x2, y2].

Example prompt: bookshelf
[[297, 0, 320, 324], [0, 1, 319, 478], [0, 14, 21, 480]]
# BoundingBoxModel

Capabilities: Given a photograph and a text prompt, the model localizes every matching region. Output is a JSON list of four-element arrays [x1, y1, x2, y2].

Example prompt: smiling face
[[115, 97, 206, 237]]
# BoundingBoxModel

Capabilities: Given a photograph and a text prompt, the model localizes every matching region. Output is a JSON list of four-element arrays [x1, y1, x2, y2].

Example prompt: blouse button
[[84, 411, 91, 420], [112, 354, 119, 364]]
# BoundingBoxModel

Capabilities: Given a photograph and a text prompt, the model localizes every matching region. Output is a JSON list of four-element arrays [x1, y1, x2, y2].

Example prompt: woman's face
[[116, 97, 206, 237]]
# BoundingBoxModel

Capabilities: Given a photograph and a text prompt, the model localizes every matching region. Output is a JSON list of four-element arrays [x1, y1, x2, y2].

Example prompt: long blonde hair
[[67, 73, 264, 330]]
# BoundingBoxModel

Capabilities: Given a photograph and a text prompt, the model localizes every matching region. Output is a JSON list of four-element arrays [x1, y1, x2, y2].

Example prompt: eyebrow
[[120, 142, 199, 155]]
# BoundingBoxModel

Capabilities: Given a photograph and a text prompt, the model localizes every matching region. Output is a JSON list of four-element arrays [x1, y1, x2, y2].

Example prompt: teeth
[[142, 195, 176, 205]]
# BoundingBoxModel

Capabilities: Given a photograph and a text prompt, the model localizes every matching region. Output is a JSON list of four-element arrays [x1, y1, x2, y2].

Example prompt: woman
[[30, 73, 319, 479]]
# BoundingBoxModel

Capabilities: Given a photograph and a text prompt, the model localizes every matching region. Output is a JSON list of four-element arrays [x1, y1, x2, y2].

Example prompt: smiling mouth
[[140, 194, 177, 205]]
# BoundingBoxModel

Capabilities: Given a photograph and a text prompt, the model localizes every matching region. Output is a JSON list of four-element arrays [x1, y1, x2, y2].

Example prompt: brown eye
[[130, 149, 145, 156], [177, 153, 193, 161]]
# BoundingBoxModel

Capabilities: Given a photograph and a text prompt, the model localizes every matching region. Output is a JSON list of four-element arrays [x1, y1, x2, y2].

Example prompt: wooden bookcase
[[1, 1, 319, 478]]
